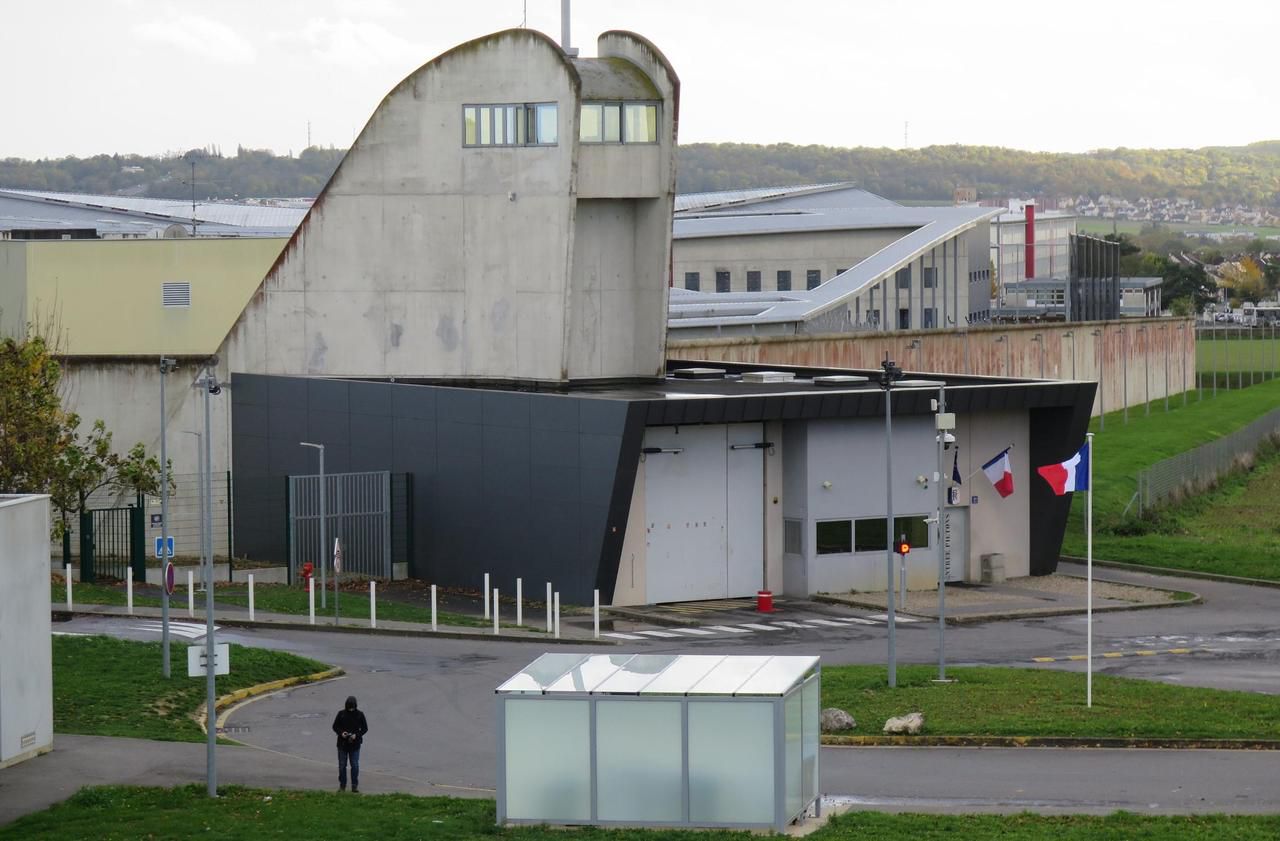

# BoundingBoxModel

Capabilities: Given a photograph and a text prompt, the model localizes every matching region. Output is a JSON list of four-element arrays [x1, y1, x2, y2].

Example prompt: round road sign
[[164, 561, 176, 596]]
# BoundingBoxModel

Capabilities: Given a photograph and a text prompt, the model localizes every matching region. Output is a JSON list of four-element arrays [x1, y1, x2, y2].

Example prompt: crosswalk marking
[[670, 628, 717, 636], [803, 619, 857, 627], [828, 617, 878, 625], [601, 612, 921, 644], [128, 620, 217, 640], [866, 614, 920, 623], [637, 630, 682, 638], [772, 621, 820, 629], [738, 623, 783, 631], [603, 632, 645, 640], [705, 625, 753, 634]]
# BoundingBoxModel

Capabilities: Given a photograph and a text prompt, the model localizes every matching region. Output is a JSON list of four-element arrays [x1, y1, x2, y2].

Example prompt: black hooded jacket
[[332, 707, 368, 750]]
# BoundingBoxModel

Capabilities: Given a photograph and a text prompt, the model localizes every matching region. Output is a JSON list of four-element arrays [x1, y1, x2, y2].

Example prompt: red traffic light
[[897, 540, 911, 556]]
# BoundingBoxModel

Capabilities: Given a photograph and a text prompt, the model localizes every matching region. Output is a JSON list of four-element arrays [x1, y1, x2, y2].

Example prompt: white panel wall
[[0, 495, 54, 768]]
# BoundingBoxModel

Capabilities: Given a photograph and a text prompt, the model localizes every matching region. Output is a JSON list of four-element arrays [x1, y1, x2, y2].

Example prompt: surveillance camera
[[208, 383, 222, 395]]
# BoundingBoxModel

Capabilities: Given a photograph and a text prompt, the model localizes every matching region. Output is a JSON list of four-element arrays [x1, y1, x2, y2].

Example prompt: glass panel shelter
[[496, 653, 820, 831]]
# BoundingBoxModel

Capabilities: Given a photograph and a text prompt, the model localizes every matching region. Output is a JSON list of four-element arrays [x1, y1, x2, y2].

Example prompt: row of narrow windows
[[463, 102, 658, 147], [684, 269, 828, 293]]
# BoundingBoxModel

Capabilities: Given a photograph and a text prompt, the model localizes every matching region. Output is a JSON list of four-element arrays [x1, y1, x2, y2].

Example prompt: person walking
[[332, 695, 369, 792]]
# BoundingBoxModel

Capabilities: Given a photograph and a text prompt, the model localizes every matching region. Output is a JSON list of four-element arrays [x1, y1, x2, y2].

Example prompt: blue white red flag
[[981, 448, 1014, 498], [1037, 445, 1090, 495]]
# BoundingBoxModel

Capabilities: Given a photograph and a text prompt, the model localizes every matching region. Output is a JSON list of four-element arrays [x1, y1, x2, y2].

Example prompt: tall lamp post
[[1120, 326, 1129, 424], [1160, 324, 1170, 411], [1091, 329, 1105, 430], [158, 356, 176, 678], [1179, 323, 1188, 407], [1137, 325, 1149, 415], [194, 363, 221, 798], [933, 384, 955, 682], [879, 358, 905, 688], [300, 442, 327, 609]]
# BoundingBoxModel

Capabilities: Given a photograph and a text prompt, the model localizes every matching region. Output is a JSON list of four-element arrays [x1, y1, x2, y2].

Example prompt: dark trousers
[[338, 745, 361, 788]]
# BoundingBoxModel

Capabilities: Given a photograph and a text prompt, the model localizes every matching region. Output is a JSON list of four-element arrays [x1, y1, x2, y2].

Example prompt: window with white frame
[[580, 102, 659, 143], [463, 103, 558, 147]]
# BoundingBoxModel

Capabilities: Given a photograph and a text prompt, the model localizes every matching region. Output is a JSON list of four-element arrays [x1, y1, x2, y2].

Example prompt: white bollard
[[127, 568, 134, 615], [516, 578, 523, 627], [593, 589, 600, 639], [370, 581, 377, 629], [546, 582, 553, 632], [430, 584, 438, 632], [308, 577, 316, 625], [493, 588, 500, 636], [187, 569, 194, 618], [483, 573, 490, 619], [248, 574, 255, 622], [553, 591, 560, 639], [65, 565, 72, 612]]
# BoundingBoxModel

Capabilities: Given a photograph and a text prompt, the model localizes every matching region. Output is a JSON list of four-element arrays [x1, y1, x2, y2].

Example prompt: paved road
[[15, 563, 1279, 822]]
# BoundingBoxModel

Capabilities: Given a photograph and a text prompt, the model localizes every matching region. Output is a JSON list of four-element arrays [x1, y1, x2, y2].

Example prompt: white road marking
[[804, 619, 858, 627], [602, 632, 645, 640], [52, 631, 92, 637], [670, 627, 718, 636], [771, 621, 822, 629], [636, 630, 682, 638], [829, 617, 879, 625], [127, 620, 218, 639], [705, 625, 753, 634], [738, 623, 783, 631], [866, 614, 920, 623]]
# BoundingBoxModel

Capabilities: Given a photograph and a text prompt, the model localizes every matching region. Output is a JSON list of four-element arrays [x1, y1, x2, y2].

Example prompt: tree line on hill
[[3, 141, 1280, 207]]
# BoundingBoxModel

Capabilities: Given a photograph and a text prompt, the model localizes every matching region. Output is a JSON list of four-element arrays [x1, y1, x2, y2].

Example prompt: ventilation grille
[[162, 281, 191, 308]]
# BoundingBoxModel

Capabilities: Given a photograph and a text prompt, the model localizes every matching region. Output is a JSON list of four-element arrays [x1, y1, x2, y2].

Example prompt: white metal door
[[942, 507, 968, 583], [644, 426, 728, 603], [726, 423, 766, 597]]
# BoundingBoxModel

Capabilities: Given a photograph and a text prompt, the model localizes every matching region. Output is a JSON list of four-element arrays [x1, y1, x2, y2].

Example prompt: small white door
[[644, 426, 728, 603], [942, 507, 968, 583]]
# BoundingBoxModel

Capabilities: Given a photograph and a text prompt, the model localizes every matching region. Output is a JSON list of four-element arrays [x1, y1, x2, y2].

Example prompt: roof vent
[[671, 367, 727, 380], [741, 370, 796, 384], [162, 281, 191, 308], [813, 375, 870, 387]]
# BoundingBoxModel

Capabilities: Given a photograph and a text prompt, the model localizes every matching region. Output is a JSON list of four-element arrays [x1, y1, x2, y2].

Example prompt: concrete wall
[[0, 238, 284, 356], [0, 495, 54, 768], [223, 28, 677, 384], [0, 242, 28, 338], [670, 317, 1195, 420]]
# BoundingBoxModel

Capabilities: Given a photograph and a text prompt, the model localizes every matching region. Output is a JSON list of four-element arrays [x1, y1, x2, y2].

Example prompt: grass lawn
[[1076, 217, 1280, 239], [1196, 334, 1280, 376], [216, 584, 496, 629], [53, 635, 330, 742], [51, 579, 162, 609], [821, 665, 1278, 740], [1060, 377, 1280, 579], [4, 787, 1278, 841]]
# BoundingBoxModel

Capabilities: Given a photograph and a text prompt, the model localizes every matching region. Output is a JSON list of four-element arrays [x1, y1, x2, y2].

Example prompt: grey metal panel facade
[[232, 373, 644, 604]]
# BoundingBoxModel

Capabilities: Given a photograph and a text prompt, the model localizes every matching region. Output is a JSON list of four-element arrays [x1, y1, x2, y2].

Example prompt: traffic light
[[897, 537, 911, 556]]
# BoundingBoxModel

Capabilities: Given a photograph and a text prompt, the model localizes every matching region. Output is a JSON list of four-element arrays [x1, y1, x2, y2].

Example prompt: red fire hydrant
[[301, 561, 314, 587], [756, 589, 774, 613]]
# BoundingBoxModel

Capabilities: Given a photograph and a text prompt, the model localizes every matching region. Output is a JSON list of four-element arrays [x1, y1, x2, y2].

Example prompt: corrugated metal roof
[[0, 189, 308, 231], [675, 182, 865, 213]]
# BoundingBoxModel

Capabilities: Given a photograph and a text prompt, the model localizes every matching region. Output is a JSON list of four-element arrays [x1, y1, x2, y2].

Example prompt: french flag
[[981, 448, 1015, 498], [1037, 445, 1090, 495]]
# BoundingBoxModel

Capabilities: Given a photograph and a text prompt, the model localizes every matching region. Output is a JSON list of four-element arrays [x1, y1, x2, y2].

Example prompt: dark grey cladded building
[[232, 362, 1094, 605]]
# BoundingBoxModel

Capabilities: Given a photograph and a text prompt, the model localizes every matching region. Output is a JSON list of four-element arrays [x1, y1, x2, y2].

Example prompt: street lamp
[[1137, 325, 1150, 416], [1030, 333, 1045, 379], [158, 357, 177, 678], [933, 384, 955, 683], [1160, 324, 1170, 411], [995, 334, 1010, 377], [300, 442, 328, 611], [193, 363, 221, 798], [1063, 331, 1076, 380], [1178, 322, 1188, 407], [1091, 329, 1105, 430], [1120, 325, 1129, 424], [878, 358, 905, 689]]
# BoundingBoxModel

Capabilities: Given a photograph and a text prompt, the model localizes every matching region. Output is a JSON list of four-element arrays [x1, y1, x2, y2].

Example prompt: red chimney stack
[[1024, 203, 1036, 280]]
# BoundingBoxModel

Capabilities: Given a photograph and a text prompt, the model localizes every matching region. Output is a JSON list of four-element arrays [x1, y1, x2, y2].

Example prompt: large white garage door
[[644, 424, 765, 603]]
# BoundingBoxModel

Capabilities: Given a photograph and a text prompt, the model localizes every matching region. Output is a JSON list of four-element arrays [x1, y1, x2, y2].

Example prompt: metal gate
[[288, 471, 392, 580], [79, 498, 145, 584]]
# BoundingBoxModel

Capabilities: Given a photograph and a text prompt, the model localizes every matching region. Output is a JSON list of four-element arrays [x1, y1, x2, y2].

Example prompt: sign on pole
[[154, 535, 175, 559], [333, 537, 342, 574], [187, 643, 230, 677], [164, 561, 176, 596]]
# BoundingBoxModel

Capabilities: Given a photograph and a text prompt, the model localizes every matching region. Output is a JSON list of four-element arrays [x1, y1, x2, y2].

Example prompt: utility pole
[[301, 443, 327, 608], [159, 357, 176, 677], [195, 363, 222, 797]]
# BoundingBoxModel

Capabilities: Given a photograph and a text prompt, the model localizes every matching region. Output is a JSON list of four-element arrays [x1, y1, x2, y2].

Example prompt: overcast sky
[[3, 0, 1275, 159]]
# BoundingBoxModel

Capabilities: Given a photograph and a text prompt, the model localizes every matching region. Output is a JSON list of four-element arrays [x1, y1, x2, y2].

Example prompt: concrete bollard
[[516, 577, 523, 626], [248, 574, 255, 622], [127, 568, 134, 615], [546, 582, 553, 632], [483, 572, 490, 619], [430, 584, 438, 632], [308, 577, 316, 625], [553, 591, 560, 639], [187, 569, 195, 618], [370, 580, 377, 629], [65, 565, 72, 612], [593, 589, 600, 639], [493, 587, 500, 636]]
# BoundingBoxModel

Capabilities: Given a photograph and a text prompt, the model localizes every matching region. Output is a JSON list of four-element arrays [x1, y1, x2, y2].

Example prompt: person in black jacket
[[332, 695, 369, 792]]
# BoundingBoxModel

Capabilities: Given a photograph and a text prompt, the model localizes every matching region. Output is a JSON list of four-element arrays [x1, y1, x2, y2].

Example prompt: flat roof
[[496, 653, 819, 696]]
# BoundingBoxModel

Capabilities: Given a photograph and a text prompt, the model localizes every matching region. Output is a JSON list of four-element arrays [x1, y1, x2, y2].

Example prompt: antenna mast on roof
[[560, 0, 578, 56]]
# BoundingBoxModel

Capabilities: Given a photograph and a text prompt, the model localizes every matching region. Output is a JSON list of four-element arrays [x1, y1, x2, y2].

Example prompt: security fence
[[288, 471, 393, 580], [1134, 405, 1280, 515]]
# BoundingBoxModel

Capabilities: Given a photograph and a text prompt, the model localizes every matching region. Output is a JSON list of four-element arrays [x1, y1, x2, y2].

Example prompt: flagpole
[[1086, 431, 1094, 708]]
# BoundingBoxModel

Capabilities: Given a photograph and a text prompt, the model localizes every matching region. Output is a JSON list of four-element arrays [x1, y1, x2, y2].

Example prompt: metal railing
[[1135, 405, 1280, 515]]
